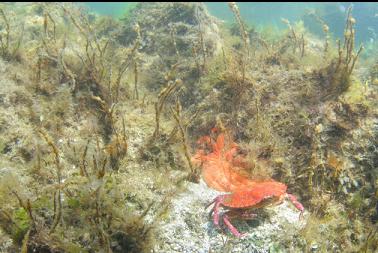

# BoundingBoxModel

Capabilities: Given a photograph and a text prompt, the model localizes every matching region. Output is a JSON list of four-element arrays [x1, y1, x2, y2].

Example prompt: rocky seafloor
[[154, 180, 308, 253]]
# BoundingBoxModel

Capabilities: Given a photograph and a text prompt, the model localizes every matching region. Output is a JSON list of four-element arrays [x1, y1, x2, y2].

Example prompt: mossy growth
[[66, 197, 80, 209], [341, 78, 370, 106], [0, 136, 6, 154], [11, 208, 30, 243], [349, 191, 364, 210]]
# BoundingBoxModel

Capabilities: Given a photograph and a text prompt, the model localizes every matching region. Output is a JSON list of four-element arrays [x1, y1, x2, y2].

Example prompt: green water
[[78, 2, 136, 18], [79, 2, 378, 45], [80, 2, 319, 24]]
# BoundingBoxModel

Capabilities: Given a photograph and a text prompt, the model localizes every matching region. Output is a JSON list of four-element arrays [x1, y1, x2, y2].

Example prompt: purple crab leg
[[223, 214, 245, 238], [205, 196, 217, 210], [212, 196, 224, 227], [287, 193, 304, 219], [205, 197, 217, 219]]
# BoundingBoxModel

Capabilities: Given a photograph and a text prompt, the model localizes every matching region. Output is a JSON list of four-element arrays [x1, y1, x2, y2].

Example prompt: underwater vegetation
[[0, 2, 377, 252]]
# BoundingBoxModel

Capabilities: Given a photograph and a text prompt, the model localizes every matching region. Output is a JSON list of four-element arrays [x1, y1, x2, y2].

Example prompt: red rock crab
[[192, 128, 304, 237], [206, 181, 304, 237]]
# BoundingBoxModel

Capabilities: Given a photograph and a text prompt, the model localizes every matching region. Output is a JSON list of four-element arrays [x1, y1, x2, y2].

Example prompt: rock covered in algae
[[154, 180, 308, 253], [117, 2, 223, 57]]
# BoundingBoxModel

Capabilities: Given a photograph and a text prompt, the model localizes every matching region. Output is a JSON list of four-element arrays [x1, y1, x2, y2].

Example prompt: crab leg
[[211, 195, 225, 227], [205, 197, 217, 211], [223, 214, 245, 238], [287, 193, 304, 218], [205, 198, 217, 219]]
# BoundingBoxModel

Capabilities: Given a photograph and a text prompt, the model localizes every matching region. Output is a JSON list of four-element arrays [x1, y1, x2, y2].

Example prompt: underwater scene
[[0, 2, 377, 253]]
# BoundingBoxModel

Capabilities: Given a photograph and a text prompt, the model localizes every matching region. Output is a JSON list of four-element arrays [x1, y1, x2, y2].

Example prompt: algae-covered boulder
[[116, 3, 224, 108], [117, 3, 223, 58]]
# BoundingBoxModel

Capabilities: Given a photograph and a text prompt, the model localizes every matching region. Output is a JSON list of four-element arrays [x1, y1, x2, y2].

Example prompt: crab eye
[[210, 127, 218, 134]]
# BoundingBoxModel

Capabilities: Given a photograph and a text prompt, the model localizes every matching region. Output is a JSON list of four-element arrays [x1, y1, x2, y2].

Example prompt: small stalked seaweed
[[0, 7, 24, 61], [170, 98, 200, 182], [39, 129, 63, 234], [152, 66, 182, 141], [318, 6, 364, 100], [281, 18, 305, 58]]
